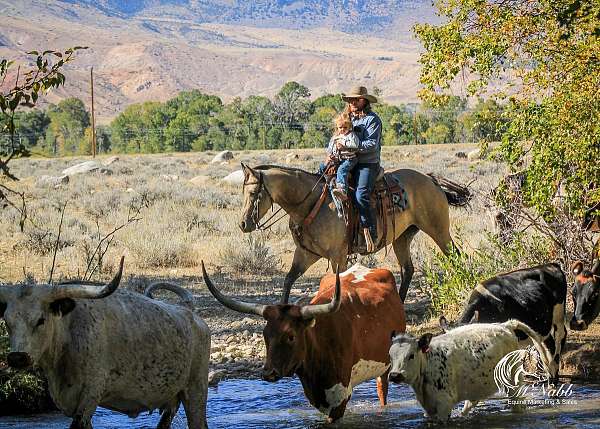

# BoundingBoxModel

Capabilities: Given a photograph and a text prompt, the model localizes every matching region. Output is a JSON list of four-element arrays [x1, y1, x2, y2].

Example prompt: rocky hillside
[[0, 0, 436, 122]]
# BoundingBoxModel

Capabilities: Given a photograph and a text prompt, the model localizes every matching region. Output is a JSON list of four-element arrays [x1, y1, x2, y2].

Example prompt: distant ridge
[[0, 0, 437, 122]]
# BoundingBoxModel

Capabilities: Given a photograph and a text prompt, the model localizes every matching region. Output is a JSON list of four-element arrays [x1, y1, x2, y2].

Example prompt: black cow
[[448, 263, 567, 381], [570, 260, 600, 331]]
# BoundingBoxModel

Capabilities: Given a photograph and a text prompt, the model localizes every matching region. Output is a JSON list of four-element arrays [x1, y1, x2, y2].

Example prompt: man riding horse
[[238, 86, 471, 304], [341, 86, 382, 253]]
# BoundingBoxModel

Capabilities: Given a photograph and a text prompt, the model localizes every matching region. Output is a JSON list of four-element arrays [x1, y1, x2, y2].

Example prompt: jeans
[[352, 162, 379, 232], [336, 157, 358, 191]]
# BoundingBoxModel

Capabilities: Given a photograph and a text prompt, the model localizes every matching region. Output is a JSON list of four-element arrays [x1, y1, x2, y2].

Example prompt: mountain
[[0, 0, 437, 122]]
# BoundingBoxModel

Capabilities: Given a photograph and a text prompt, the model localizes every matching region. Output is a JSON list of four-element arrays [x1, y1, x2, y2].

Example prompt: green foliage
[[415, 0, 600, 217], [46, 98, 90, 156], [0, 321, 53, 414], [0, 47, 85, 179], [423, 233, 553, 317]]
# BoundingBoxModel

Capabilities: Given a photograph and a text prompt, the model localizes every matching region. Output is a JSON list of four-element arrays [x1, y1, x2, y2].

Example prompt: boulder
[[222, 170, 245, 185], [102, 156, 119, 166], [285, 153, 299, 164], [467, 149, 481, 161], [61, 161, 103, 176], [211, 150, 234, 163], [36, 175, 69, 188]]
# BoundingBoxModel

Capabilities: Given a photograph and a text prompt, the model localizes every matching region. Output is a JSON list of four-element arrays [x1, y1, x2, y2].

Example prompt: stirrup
[[363, 228, 375, 253]]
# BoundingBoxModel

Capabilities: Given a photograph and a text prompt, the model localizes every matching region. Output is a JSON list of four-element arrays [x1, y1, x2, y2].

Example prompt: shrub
[[422, 232, 553, 318], [219, 234, 281, 275]]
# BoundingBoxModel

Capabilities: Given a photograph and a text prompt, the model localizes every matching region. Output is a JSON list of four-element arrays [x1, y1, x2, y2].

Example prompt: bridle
[[243, 170, 327, 231], [243, 171, 285, 231]]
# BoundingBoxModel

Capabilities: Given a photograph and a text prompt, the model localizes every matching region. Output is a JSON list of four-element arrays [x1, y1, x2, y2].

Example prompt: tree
[[415, 0, 600, 221], [272, 81, 311, 129], [0, 47, 84, 180], [46, 98, 90, 156]]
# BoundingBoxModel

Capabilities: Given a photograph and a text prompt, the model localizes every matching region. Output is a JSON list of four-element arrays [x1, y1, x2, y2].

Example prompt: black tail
[[428, 173, 472, 207], [145, 282, 194, 309]]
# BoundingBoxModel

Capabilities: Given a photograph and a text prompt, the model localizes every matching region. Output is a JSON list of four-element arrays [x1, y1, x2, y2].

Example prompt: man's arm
[[358, 117, 382, 153]]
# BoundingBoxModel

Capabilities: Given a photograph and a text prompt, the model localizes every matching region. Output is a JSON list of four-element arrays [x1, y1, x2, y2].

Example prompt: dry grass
[[0, 144, 501, 291]]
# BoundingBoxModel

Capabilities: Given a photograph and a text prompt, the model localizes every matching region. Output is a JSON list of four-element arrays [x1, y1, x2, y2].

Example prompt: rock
[[102, 156, 119, 166], [36, 175, 69, 187], [222, 170, 245, 185], [208, 370, 226, 387], [285, 153, 299, 164], [211, 150, 234, 163], [455, 151, 467, 159], [467, 149, 481, 161], [61, 161, 102, 176], [189, 175, 211, 186]]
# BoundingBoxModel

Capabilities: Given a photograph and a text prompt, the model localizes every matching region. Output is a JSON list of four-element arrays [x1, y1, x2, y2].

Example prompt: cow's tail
[[145, 282, 194, 310], [427, 173, 472, 207], [504, 319, 553, 377]]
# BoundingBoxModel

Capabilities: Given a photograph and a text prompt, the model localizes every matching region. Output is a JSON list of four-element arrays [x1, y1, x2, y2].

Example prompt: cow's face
[[261, 305, 314, 382], [239, 164, 272, 232], [570, 260, 600, 331], [388, 333, 432, 385], [1, 287, 75, 369]]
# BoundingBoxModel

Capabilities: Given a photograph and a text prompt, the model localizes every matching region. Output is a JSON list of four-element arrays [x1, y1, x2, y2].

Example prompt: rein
[[244, 170, 326, 231]]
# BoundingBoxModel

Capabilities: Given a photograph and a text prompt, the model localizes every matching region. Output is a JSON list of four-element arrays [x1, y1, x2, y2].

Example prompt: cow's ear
[[572, 261, 584, 276], [50, 298, 76, 316], [418, 333, 433, 353], [0, 302, 6, 318]]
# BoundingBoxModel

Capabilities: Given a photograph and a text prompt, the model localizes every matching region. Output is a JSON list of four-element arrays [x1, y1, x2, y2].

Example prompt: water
[[1, 379, 600, 428]]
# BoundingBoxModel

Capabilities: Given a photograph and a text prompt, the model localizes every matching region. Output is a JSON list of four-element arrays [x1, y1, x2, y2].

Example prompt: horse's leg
[[282, 246, 321, 304], [392, 225, 419, 302]]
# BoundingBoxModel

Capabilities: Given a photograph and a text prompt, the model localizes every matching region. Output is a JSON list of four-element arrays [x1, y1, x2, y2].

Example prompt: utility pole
[[90, 67, 97, 157]]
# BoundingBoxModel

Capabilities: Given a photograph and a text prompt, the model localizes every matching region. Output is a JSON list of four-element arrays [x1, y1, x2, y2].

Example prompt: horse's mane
[[253, 164, 320, 177]]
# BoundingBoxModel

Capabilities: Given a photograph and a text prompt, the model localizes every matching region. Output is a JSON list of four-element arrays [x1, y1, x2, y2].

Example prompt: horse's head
[[239, 163, 273, 232]]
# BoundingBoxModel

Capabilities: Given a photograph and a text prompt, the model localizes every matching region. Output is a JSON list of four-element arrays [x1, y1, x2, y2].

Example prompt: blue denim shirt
[[352, 110, 382, 164]]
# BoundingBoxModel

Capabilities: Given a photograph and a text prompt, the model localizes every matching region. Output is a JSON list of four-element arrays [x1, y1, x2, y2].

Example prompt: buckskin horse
[[239, 163, 471, 303]]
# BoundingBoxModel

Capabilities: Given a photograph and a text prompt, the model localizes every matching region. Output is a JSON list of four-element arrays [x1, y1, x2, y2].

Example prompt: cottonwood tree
[[415, 0, 600, 259]]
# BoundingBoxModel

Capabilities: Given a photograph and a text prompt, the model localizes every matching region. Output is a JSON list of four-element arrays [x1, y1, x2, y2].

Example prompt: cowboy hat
[[341, 86, 378, 104]]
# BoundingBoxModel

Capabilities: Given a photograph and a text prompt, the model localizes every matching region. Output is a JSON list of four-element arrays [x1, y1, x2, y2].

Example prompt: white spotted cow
[[388, 320, 552, 421]]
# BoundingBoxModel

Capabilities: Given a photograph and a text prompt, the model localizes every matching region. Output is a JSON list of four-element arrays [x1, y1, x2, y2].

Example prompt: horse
[[238, 163, 471, 303]]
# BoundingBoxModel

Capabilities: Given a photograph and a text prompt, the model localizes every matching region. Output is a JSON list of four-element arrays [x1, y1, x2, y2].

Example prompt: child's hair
[[334, 113, 353, 135]]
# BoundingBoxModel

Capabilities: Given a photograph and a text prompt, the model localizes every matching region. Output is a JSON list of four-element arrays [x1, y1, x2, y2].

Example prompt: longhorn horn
[[51, 256, 124, 300], [201, 261, 266, 317], [300, 269, 342, 320]]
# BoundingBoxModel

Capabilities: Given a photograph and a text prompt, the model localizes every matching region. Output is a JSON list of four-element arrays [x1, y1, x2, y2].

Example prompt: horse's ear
[[241, 162, 257, 179]]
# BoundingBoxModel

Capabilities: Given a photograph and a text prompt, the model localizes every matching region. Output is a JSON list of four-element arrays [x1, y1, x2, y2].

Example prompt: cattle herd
[[1, 253, 599, 427]]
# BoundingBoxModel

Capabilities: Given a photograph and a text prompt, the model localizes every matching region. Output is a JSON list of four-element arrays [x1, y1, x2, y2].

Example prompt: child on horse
[[324, 113, 360, 201]]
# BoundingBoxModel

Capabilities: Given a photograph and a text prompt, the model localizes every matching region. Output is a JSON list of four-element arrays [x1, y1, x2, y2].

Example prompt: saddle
[[321, 163, 409, 255]]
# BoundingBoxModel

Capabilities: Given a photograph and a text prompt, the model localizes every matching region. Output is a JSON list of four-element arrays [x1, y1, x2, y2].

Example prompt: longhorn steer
[[202, 263, 406, 422], [0, 258, 210, 429], [388, 321, 552, 421], [570, 259, 600, 331], [448, 263, 567, 381]]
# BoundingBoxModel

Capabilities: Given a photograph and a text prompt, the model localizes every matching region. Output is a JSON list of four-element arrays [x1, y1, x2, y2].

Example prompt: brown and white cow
[[201, 262, 406, 422]]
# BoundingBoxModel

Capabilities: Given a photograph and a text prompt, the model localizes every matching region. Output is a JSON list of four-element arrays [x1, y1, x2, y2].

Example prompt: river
[[1, 378, 600, 428]]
